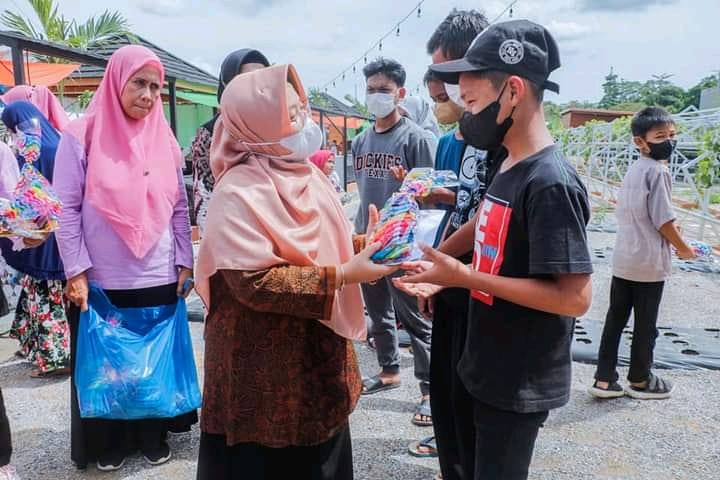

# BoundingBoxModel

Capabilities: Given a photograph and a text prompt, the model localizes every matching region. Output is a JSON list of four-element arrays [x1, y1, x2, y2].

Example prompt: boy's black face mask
[[458, 82, 515, 151], [646, 139, 677, 161]]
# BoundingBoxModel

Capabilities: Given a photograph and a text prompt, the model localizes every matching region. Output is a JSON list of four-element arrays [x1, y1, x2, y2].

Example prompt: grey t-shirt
[[612, 156, 676, 282], [352, 117, 436, 232]]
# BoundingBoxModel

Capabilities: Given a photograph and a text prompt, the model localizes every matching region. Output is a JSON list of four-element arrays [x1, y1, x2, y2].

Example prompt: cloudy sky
[[1, 0, 718, 104]]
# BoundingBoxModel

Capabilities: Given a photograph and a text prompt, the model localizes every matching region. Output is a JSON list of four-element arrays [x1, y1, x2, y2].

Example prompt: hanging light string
[[322, 0, 426, 90], [490, 0, 518, 24]]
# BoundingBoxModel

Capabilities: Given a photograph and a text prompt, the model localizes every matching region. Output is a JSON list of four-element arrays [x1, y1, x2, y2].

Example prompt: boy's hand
[[419, 187, 456, 207], [677, 246, 697, 260], [390, 165, 408, 182], [398, 244, 470, 288]]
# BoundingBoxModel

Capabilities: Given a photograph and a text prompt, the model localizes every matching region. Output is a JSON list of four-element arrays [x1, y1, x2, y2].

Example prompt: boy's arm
[[659, 222, 695, 259], [648, 168, 695, 259], [402, 182, 594, 317], [402, 246, 592, 317], [437, 210, 476, 257]]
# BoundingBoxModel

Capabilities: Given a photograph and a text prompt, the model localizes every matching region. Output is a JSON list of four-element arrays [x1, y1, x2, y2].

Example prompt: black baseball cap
[[429, 19, 561, 93]]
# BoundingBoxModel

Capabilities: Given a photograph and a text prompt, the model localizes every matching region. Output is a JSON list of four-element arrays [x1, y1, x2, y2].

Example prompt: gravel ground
[[0, 230, 718, 479]]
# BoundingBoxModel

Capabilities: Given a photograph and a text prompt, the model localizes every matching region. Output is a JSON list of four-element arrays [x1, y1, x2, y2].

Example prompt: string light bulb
[[364, 55, 367, 64], [379, 40, 383, 51], [353, 65, 356, 73], [509, 7, 513, 17], [396, 26, 400, 36], [417, 6, 421, 18]]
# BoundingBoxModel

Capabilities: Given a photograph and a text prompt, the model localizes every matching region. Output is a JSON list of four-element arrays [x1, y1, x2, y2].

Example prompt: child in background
[[590, 107, 696, 400]]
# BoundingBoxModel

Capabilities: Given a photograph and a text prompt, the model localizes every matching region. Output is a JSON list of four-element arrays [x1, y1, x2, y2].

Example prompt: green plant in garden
[[695, 126, 720, 190], [78, 90, 94, 109], [610, 115, 632, 141]]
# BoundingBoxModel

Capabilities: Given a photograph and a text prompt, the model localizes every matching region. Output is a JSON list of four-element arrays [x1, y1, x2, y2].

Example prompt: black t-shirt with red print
[[458, 144, 593, 413]]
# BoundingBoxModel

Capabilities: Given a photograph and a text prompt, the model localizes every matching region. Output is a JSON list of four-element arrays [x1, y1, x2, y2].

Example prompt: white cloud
[[577, 0, 677, 11], [30, 0, 720, 104], [136, 0, 187, 16], [547, 20, 591, 41]]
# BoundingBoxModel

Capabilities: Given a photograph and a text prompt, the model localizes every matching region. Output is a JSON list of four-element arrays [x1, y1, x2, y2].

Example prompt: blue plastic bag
[[75, 286, 202, 419]]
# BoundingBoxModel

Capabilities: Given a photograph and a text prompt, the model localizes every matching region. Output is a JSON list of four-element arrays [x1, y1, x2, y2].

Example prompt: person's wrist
[[454, 263, 473, 289]]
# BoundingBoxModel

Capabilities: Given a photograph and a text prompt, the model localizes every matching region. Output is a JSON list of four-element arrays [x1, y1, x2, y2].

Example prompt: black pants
[[196, 426, 354, 480], [472, 402, 548, 480], [0, 388, 11, 467], [70, 283, 198, 468], [431, 289, 476, 480], [595, 276, 665, 383]]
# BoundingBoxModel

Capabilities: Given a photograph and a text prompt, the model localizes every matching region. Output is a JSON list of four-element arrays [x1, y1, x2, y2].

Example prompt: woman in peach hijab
[[195, 64, 394, 480]]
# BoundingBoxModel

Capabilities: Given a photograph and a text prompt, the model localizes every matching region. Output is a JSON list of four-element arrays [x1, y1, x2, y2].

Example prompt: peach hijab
[[195, 64, 366, 341]]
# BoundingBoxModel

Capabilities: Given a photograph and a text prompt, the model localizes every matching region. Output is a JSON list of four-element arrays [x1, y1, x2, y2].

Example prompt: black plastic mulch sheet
[[572, 318, 720, 371]]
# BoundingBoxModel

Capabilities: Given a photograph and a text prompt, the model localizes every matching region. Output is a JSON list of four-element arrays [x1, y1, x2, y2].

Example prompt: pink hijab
[[1, 85, 70, 131], [196, 64, 366, 341], [309, 150, 334, 171], [65, 45, 182, 259]]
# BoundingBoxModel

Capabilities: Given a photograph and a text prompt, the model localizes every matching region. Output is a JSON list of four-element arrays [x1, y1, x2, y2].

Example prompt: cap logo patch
[[498, 39, 524, 65]]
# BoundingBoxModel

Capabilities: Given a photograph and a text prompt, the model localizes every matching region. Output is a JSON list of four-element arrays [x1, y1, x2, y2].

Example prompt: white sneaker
[[0, 465, 20, 480]]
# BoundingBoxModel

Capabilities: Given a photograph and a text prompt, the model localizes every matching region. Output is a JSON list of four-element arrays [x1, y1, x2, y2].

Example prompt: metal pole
[[343, 114, 348, 191], [10, 42, 26, 85], [168, 78, 178, 136], [319, 110, 325, 146]]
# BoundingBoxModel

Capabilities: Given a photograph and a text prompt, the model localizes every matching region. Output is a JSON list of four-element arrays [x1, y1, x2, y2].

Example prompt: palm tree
[[1, 0, 135, 61]]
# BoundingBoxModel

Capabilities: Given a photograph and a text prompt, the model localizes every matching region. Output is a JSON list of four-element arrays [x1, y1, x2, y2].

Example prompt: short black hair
[[631, 107, 675, 137], [423, 69, 440, 85], [426, 9, 490, 60], [363, 57, 406, 87], [475, 70, 544, 104]]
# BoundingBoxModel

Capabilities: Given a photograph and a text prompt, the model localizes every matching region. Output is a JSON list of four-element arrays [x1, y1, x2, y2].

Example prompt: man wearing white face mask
[[353, 57, 436, 426]]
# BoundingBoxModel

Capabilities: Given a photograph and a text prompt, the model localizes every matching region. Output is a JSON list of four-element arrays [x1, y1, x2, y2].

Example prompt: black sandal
[[625, 373, 673, 400], [361, 375, 400, 395], [588, 380, 625, 399], [408, 436, 438, 458], [412, 398, 433, 426]]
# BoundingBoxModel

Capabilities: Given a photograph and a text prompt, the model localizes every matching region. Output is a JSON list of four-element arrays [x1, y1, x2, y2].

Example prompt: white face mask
[[277, 116, 323, 161], [366, 92, 397, 119], [444, 83, 465, 108]]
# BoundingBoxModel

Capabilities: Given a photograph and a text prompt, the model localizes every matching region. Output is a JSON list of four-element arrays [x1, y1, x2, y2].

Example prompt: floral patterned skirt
[[11, 275, 69, 373]]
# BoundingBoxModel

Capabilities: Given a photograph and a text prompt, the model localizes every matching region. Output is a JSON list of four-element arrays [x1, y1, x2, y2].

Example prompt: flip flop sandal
[[408, 436, 438, 458], [412, 398, 433, 427], [362, 375, 400, 395]]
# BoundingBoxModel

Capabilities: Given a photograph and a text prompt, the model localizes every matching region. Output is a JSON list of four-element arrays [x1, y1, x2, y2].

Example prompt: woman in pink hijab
[[194, 64, 395, 480], [309, 149, 344, 193], [53, 45, 196, 472], [1, 84, 70, 131]]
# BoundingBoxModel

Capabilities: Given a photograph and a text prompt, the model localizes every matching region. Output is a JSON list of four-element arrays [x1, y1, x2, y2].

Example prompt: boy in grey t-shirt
[[591, 107, 696, 401], [354, 57, 435, 425]]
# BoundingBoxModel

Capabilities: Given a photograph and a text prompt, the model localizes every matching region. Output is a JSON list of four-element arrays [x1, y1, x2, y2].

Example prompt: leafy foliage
[[1, 0, 135, 62]]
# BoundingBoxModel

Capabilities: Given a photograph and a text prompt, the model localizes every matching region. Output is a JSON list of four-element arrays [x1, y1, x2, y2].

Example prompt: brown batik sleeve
[[219, 266, 337, 320]]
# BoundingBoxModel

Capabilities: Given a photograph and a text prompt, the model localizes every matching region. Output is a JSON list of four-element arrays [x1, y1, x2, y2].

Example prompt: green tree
[[1, 0, 135, 61], [343, 94, 369, 117], [599, 67, 622, 108], [308, 88, 332, 109]]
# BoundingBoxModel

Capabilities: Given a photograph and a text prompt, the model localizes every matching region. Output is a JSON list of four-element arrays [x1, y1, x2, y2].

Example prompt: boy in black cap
[[396, 20, 593, 480]]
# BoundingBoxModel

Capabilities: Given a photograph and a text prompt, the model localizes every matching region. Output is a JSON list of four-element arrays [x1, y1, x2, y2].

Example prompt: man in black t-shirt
[[396, 20, 593, 480]]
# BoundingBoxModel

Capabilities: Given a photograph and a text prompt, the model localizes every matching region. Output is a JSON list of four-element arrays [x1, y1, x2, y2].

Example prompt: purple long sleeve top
[[53, 133, 193, 290]]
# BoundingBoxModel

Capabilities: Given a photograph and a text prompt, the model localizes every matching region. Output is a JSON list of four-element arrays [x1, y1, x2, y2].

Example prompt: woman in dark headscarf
[[190, 49, 270, 235], [0, 101, 69, 378]]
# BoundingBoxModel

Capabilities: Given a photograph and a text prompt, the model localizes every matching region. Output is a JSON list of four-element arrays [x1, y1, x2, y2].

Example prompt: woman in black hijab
[[190, 49, 270, 235]]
